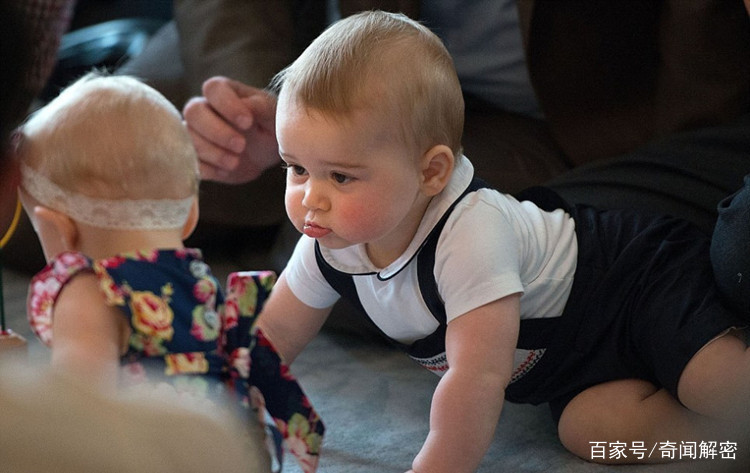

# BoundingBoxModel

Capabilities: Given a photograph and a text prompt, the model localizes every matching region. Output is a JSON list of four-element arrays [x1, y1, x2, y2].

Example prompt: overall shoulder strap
[[416, 183, 571, 351], [314, 241, 396, 345], [315, 177, 491, 327], [415, 178, 490, 324], [316, 180, 570, 355], [314, 242, 369, 316]]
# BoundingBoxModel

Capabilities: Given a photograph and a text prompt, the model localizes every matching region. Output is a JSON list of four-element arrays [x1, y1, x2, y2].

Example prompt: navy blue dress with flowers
[[27, 249, 324, 472]]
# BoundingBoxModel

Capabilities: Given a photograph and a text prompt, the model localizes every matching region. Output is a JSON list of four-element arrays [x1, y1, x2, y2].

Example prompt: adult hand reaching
[[183, 76, 280, 184]]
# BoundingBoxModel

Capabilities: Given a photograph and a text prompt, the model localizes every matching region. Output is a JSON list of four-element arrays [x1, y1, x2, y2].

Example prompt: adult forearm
[[173, 0, 298, 93]]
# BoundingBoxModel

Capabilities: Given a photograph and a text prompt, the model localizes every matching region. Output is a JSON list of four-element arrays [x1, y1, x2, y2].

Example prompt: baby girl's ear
[[33, 205, 78, 261], [181, 197, 200, 241]]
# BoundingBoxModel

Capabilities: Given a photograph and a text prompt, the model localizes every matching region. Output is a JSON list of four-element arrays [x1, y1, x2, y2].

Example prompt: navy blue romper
[[316, 181, 746, 423]]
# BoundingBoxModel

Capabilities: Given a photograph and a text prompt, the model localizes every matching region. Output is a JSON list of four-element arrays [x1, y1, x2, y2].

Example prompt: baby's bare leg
[[678, 330, 749, 421], [557, 378, 744, 464], [558, 331, 749, 464]]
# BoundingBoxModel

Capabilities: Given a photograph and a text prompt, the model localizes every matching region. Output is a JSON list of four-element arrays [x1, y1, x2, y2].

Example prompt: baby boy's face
[[276, 92, 430, 267]]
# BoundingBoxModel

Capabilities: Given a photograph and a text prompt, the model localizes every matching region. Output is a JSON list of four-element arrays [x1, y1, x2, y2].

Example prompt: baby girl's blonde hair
[[272, 10, 464, 158], [20, 72, 199, 202]]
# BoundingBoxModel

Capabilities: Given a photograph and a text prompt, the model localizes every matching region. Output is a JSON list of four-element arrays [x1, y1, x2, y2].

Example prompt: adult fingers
[[191, 130, 240, 181], [202, 76, 260, 130], [184, 96, 244, 158], [244, 91, 278, 134]]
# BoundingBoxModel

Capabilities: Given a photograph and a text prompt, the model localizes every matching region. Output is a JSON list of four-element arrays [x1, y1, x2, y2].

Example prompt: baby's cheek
[[284, 191, 305, 223], [337, 203, 383, 238]]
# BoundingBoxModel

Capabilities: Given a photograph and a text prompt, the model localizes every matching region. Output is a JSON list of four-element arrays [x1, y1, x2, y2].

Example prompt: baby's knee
[[558, 413, 596, 462], [556, 379, 664, 464], [678, 330, 749, 419], [556, 390, 622, 463], [558, 407, 623, 464]]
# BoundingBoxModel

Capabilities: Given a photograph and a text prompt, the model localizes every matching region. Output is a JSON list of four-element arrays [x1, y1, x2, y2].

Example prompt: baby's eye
[[281, 163, 307, 176], [331, 172, 353, 184]]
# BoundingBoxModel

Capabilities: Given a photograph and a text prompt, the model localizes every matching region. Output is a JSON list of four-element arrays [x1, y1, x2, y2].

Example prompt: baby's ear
[[420, 145, 455, 197], [181, 197, 199, 241], [33, 206, 78, 260]]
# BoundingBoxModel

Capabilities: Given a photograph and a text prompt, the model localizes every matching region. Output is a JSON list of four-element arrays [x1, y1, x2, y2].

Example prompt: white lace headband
[[20, 163, 194, 230]]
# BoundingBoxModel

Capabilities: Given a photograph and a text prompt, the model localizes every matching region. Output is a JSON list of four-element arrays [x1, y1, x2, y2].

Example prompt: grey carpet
[[2, 266, 746, 472]]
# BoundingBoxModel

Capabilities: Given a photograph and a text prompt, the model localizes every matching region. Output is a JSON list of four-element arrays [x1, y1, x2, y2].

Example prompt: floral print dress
[[27, 249, 324, 472]]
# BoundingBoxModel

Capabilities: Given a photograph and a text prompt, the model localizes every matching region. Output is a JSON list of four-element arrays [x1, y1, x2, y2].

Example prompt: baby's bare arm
[[410, 294, 521, 473], [256, 273, 332, 364], [51, 273, 129, 389]]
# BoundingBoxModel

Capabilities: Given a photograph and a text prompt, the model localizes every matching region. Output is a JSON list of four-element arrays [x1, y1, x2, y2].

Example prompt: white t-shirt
[[284, 156, 577, 345]]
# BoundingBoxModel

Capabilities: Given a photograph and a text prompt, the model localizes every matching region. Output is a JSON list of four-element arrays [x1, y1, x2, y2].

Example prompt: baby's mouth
[[303, 222, 332, 238]]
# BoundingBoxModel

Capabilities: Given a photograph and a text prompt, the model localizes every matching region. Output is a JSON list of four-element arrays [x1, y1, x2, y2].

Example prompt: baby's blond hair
[[20, 72, 199, 201], [273, 10, 464, 157]]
